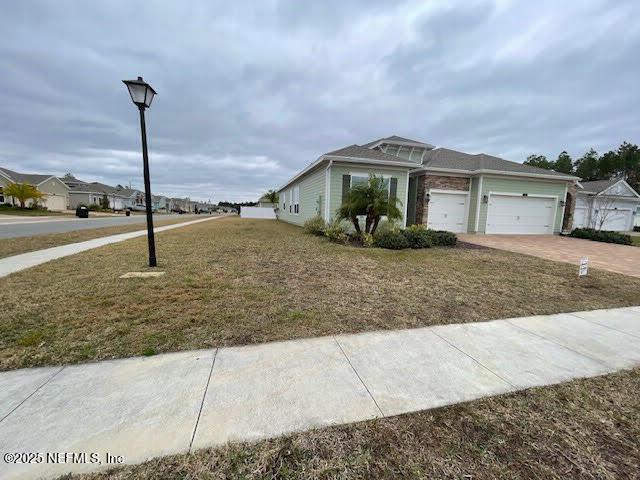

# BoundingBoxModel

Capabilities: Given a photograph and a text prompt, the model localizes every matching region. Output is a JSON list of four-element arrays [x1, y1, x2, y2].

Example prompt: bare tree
[[589, 194, 619, 231]]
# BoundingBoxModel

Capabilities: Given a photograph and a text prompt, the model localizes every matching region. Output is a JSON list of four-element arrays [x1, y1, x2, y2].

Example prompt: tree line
[[524, 141, 639, 191]]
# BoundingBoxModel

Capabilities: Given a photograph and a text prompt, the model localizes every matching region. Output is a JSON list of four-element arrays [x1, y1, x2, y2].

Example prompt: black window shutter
[[341, 174, 351, 204], [390, 177, 398, 200]]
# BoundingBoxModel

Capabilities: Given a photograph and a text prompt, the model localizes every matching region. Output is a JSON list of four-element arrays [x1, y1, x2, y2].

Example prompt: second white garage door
[[486, 195, 555, 234], [42, 194, 67, 211], [427, 192, 468, 233]]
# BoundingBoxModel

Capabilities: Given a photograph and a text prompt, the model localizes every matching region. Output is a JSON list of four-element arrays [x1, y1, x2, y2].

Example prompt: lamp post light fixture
[[123, 76, 158, 267]]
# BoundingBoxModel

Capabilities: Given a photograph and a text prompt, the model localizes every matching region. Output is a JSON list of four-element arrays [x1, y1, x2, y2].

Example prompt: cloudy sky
[[1, 0, 638, 202]]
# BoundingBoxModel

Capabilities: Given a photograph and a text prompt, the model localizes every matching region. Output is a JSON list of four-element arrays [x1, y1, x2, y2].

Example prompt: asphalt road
[[0, 214, 198, 239]]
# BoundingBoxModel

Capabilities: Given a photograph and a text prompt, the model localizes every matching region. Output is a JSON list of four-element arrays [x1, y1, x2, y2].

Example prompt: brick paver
[[459, 234, 640, 278]]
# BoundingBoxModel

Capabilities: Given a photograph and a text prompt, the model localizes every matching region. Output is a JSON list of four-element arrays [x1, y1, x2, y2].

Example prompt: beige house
[[0, 167, 69, 211]]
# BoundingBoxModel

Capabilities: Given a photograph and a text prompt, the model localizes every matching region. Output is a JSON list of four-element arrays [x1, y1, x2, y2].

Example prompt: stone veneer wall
[[562, 181, 578, 231], [415, 174, 470, 225]]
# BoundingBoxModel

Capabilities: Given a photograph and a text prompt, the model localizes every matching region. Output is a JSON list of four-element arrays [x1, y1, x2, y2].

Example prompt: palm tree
[[3, 182, 44, 209], [264, 189, 279, 219], [337, 174, 402, 234]]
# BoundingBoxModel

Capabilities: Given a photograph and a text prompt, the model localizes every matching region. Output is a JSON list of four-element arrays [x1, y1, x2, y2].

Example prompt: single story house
[[61, 175, 128, 210], [573, 179, 639, 231], [256, 194, 275, 208], [152, 195, 169, 212], [0, 166, 69, 211], [114, 186, 146, 211], [276, 135, 581, 234]]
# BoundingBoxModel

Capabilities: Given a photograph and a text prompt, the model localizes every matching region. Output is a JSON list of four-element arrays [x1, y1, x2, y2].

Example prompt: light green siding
[[278, 165, 326, 226], [467, 177, 480, 232], [476, 176, 567, 233], [328, 163, 410, 225]]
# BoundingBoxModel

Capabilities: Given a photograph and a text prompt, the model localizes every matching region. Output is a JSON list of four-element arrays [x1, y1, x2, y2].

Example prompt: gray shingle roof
[[361, 135, 434, 148], [578, 179, 619, 194], [0, 167, 54, 185], [324, 144, 420, 164], [421, 148, 574, 177]]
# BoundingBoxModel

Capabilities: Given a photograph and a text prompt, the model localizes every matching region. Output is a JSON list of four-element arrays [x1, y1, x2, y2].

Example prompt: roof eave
[[277, 155, 326, 192], [324, 155, 419, 168], [417, 166, 579, 181], [367, 139, 435, 150], [36, 176, 70, 190]]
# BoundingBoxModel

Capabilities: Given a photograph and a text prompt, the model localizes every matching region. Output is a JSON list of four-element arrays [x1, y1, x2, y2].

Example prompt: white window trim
[[293, 185, 300, 215]]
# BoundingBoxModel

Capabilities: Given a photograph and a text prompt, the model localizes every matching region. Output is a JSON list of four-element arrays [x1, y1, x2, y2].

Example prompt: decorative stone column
[[562, 181, 577, 232]]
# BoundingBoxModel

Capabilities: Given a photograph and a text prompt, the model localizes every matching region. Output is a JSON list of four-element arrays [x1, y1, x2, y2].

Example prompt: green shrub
[[303, 215, 326, 236], [373, 229, 410, 250], [425, 229, 457, 246], [373, 220, 394, 236], [569, 228, 632, 245], [401, 224, 432, 249], [324, 220, 349, 244], [361, 232, 375, 248]]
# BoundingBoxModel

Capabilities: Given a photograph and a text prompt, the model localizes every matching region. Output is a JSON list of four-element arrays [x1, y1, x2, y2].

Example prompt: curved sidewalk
[[1, 306, 639, 479], [0, 215, 226, 278]]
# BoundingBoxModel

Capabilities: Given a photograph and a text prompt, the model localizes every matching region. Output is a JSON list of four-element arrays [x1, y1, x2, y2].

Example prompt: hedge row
[[303, 216, 457, 250], [569, 228, 632, 245]]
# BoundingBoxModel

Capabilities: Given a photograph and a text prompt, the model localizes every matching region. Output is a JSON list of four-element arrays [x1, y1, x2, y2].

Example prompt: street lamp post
[[122, 76, 158, 267]]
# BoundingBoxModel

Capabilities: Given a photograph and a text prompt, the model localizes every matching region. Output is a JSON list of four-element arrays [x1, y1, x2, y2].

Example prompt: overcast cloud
[[1, 0, 638, 201]]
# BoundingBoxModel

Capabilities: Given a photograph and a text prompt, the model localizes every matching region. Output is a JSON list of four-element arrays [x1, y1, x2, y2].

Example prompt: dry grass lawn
[[66, 368, 640, 480], [0, 216, 194, 259], [1, 217, 639, 370]]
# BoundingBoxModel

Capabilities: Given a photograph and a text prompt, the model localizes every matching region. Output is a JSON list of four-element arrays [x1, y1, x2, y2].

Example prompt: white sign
[[578, 257, 589, 276]]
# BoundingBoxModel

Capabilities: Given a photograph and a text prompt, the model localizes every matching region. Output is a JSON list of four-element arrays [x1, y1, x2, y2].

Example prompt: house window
[[293, 186, 300, 214], [0, 186, 4, 203], [351, 174, 390, 193], [282, 191, 287, 211]]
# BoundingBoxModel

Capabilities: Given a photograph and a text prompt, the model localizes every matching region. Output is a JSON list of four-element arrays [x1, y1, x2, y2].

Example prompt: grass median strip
[[65, 368, 640, 479], [1, 217, 639, 370], [0, 217, 193, 259]]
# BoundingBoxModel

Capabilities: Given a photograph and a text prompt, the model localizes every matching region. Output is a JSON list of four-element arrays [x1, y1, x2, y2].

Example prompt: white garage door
[[486, 195, 555, 234], [573, 207, 588, 228], [597, 209, 631, 231], [43, 194, 67, 211], [427, 192, 468, 233]]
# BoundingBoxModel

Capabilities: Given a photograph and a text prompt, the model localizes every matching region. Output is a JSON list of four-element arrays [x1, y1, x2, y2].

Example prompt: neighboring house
[[256, 194, 275, 208], [61, 175, 127, 210], [152, 195, 169, 212], [114, 186, 145, 210], [276, 135, 580, 234], [0, 166, 69, 211], [573, 179, 639, 231], [169, 197, 191, 212]]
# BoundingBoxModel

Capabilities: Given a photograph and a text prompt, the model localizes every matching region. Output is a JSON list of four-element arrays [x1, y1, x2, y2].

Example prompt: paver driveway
[[458, 234, 640, 278]]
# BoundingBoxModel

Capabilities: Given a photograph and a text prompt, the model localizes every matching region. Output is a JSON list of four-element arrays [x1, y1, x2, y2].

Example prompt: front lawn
[[0, 204, 72, 216], [1, 217, 639, 370], [66, 368, 640, 479]]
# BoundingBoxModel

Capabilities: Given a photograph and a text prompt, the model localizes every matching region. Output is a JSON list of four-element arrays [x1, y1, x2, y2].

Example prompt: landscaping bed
[[65, 368, 640, 479], [0, 204, 72, 216], [569, 227, 633, 245], [1, 217, 640, 370]]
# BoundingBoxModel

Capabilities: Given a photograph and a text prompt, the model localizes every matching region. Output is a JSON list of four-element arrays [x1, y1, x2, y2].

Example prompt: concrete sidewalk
[[0, 215, 226, 278], [1, 306, 639, 479]]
